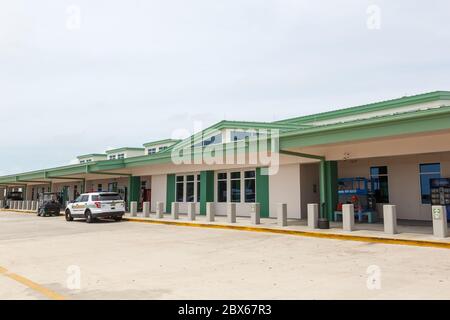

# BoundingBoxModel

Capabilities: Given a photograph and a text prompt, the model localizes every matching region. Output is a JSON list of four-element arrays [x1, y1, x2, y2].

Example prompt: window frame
[[419, 163, 441, 205]]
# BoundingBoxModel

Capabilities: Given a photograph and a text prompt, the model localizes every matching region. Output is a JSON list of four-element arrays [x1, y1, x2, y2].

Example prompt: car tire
[[65, 210, 73, 221], [85, 210, 94, 223]]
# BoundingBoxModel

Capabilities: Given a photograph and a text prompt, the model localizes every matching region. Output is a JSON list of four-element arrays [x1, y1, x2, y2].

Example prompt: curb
[[124, 217, 450, 250]]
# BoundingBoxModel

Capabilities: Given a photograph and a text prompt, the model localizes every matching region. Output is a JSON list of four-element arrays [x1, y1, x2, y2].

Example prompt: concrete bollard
[[143, 201, 150, 217], [277, 203, 287, 227], [130, 201, 137, 217], [206, 202, 215, 222], [227, 203, 236, 223], [65, 201, 69, 208], [432, 206, 448, 238], [171, 202, 179, 220], [250, 203, 260, 225], [307, 203, 319, 229], [187, 202, 196, 221], [156, 202, 164, 218], [27, 201, 31, 211], [383, 205, 398, 234], [0, 200, 3, 209], [34, 201, 39, 212], [342, 204, 355, 231]]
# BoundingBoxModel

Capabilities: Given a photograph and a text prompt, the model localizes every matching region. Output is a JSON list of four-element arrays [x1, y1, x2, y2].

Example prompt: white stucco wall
[[269, 163, 301, 218], [151, 174, 167, 212]]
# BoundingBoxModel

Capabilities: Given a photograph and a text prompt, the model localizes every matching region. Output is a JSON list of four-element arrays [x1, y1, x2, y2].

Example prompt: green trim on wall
[[128, 176, 141, 208], [280, 106, 450, 149], [166, 174, 175, 213], [256, 168, 270, 218], [200, 170, 214, 215]]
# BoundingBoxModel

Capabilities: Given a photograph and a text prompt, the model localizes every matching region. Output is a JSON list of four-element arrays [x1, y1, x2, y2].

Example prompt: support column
[[128, 176, 141, 210], [165, 174, 175, 213], [325, 161, 338, 221], [256, 168, 269, 218], [200, 171, 214, 215]]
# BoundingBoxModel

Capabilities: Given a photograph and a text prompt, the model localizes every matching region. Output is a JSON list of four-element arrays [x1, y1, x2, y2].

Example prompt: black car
[[37, 193, 62, 217]]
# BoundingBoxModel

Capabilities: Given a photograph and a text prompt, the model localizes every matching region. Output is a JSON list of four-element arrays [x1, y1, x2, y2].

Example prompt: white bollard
[[0, 200, 3, 209], [383, 205, 398, 234], [277, 203, 287, 227], [251, 203, 260, 225], [206, 202, 215, 222], [432, 206, 448, 238], [34, 201, 39, 212], [143, 201, 150, 217], [171, 202, 179, 220], [187, 203, 196, 221], [342, 204, 355, 231], [26, 201, 31, 211], [307, 203, 319, 229], [156, 201, 164, 218], [130, 201, 137, 217], [227, 203, 236, 223]]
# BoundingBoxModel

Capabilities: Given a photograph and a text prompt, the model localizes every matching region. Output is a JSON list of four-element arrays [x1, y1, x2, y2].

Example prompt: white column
[[206, 202, 215, 222], [277, 203, 287, 227], [383, 205, 398, 234], [156, 201, 164, 218], [227, 203, 236, 223], [171, 202, 179, 220], [251, 203, 260, 225], [187, 203, 196, 221], [130, 201, 137, 216], [307, 203, 319, 229], [342, 204, 355, 231], [432, 206, 448, 238], [143, 201, 150, 217]]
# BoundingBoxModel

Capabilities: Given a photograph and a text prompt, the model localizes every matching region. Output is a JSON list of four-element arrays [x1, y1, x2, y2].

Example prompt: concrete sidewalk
[[124, 212, 450, 248]]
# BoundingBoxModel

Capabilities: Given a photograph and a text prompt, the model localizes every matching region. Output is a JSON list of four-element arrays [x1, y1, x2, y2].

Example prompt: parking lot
[[1, 211, 449, 300]]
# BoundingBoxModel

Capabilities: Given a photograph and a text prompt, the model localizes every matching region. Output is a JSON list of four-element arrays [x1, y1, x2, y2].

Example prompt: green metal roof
[[143, 139, 181, 148], [76, 153, 107, 159], [105, 147, 145, 154], [276, 91, 450, 125]]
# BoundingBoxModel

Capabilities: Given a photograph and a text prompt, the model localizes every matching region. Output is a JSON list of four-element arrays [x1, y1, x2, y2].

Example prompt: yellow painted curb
[[0, 266, 66, 300], [124, 217, 450, 250]]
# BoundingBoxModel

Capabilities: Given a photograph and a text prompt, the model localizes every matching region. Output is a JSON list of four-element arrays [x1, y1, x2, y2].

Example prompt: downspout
[[279, 150, 330, 228]]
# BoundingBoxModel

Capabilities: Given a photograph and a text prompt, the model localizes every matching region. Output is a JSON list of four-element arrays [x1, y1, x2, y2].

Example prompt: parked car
[[37, 192, 62, 217], [64, 192, 125, 223]]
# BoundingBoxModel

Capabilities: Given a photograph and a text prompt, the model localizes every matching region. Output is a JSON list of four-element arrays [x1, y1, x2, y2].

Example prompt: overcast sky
[[1, 0, 449, 175]]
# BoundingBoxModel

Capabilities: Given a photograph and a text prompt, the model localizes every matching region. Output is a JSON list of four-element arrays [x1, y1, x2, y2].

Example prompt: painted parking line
[[124, 217, 450, 250], [0, 266, 66, 300]]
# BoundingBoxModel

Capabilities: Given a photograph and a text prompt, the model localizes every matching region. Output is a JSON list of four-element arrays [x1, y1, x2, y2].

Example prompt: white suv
[[65, 192, 125, 223]]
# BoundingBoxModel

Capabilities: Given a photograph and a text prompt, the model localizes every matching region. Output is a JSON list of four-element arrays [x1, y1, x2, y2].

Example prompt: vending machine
[[430, 178, 450, 219]]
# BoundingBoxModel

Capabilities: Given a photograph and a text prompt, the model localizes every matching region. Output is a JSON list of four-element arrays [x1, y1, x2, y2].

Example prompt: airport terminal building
[[1, 91, 450, 223]]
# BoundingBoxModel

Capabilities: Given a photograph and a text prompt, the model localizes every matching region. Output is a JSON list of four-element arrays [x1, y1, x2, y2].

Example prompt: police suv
[[65, 192, 125, 223]]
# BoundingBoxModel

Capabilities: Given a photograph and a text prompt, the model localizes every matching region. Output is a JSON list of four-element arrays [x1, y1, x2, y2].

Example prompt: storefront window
[[370, 166, 389, 203], [186, 175, 195, 202], [217, 173, 227, 202], [420, 163, 441, 204], [176, 176, 184, 202], [244, 170, 256, 203], [230, 172, 241, 202]]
